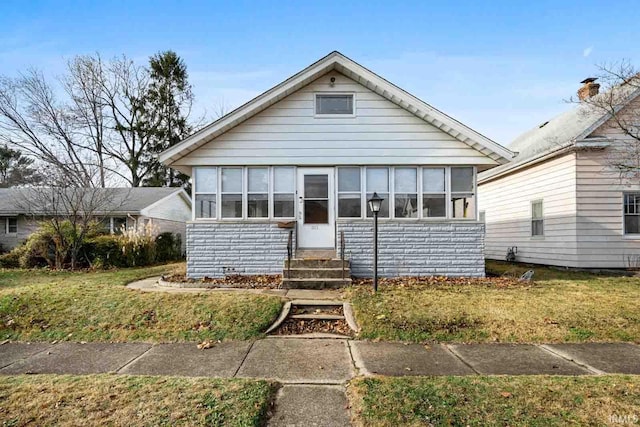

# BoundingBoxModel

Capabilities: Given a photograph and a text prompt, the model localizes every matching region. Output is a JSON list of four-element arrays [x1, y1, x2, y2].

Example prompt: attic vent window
[[315, 94, 354, 116]]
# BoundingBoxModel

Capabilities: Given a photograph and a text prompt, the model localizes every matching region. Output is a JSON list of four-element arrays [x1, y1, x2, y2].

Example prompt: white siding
[[478, 153, 579, 266], [143, 192, 191, 222], [173, 71, 498, 168]]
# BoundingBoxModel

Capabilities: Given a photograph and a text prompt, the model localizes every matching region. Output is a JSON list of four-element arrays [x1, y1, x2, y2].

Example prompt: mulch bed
[[162, 273, 281, 289], [273, 318, 354, 336], [351, 276, 530, 289]]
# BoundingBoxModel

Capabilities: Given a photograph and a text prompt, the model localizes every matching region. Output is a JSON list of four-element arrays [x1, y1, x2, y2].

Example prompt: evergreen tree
[[142, 51, 193, 188], [0, 145, 43, 187]]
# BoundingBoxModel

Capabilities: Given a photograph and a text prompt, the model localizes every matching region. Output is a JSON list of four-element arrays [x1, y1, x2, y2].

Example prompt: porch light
[[368, 192, 384, 292]]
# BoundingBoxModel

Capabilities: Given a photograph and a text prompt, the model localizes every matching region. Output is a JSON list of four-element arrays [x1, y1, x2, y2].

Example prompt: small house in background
[[478, 78, 640, 268], [0, 187, 191, 252], [160, 51, 514, 281]]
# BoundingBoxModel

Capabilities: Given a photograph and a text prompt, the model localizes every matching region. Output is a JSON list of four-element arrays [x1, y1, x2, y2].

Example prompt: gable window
[[422, 168, 446, 218], [531, 200, 544, 236], [248, 168, 268, 218], [195, 167, 217, 218], [273, 167, 295, 218], [221, 168, 243, 218], [366, 167, 389, 218], [6, 217, 17, 234], [394, 168, 418, 218], [450, 167, 475, 219], [338, 167, 361, 218], [315, 94, 354, 115], [624, 193, 640, 234]]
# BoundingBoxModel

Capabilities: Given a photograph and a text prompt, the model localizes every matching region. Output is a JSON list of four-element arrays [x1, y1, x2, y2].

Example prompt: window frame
[[220, 167, 244, 219], [531, 199, 544, 238], [365, 166, 390, 219], [6, 217, 17, 234], [421, 166, 448, 220], [193, 167, 218, 220], [314, 92, 356, 118], [450, 166, 477, 221], [272, 166, 296, 220], [337, 166, 363, 219], [623, 192, 640, 237], [247, 167, 269, 220], [393, 167, 419, 220]]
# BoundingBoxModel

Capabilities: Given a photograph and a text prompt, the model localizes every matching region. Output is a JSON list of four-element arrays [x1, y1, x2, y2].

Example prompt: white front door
[[297, 168, 335, 249]]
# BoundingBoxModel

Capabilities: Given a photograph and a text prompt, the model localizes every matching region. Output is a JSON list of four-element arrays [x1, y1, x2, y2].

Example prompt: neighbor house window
[[531, 200, 544, 236], [221, 168, 243, 218], [273, 167, 295, 218], [6, 217, 17, 234], [422, 168, 446, 218], [624, 193, 640, 234], [194, 167, 217, 218], [450, 167, 475, 219], [315, 94, 354, 115], [248, 168, 269, 218], [366, 167, 389, 218], [111, 217, 127, 233], [338, 167, 361, 217], [394, 167, 418, 218]]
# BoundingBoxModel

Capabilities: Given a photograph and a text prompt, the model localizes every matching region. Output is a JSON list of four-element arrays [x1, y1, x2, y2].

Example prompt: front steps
[[282, 257, 351, 289], [266, 300, 358, 337]]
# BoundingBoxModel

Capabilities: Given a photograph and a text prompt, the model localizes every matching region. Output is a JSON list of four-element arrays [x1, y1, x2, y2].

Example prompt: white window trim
[[247, 167, 269, 220], [5, 217, 17, 234], [392, 167, 419, 220], [220, 167, 244, 220], [313, 92, 357, 118], [623, 192, 640, 239], [450, 166, 477, 221], [193, 167, 218, 220], [420, 166, 448, 220], [531, 199, 544, 238], [272, 166, 296, 220], [336, 166, 363, 219]]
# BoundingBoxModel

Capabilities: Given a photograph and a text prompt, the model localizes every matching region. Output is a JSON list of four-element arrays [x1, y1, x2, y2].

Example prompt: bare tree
[[575, 60, 640, 183]]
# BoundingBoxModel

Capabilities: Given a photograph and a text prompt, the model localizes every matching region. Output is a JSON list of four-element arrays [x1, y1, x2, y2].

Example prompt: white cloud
[[583, 46, 593, 57]]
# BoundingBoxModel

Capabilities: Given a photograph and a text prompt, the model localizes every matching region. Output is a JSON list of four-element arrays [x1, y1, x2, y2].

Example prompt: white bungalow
[[159, 51, 513, 282]]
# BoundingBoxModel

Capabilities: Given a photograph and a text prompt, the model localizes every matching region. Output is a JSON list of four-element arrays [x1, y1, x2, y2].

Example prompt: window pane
[[7, 217, 18, 233], [274, 167, 294, 193], [304, 175, 328, 198], [248, 193, 268, 218], [395, 193, 418, 218], [248, 168, 268, 193], [366, 168, 389, 193], [625, 215, 640, 234], [338, 167, 360, 192], [479, 211, 486, 223], [532, 201, 543, 219], [451, 167, 474, 192], [195, 167, 217, 193], [532, 219, 544, 236], [304, 200, 328, 224], [624, 193, 640, 214], [221, 194, 242, 218], [195, 194, 216, 218], [451, 194, 475, 219], [394, 168, 417, 193], [423, 194, 446, 217], [316, 94, 353, 114], [423, 168, 445, 193], [338, 193, 361, 217], [366, 193, 389, 218], [221, 168, 242, 193], [274, 194, 294, 217], [113, 217, 127, 233]]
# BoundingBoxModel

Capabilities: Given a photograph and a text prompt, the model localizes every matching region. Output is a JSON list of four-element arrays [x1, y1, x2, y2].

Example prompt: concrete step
[[284, 267, 348, 279], [289, 314, 345, 321], [295, 249, 336, 259], [285, 259, 349, 269], [290, 299, 344, 306], [281, 278, 352, 289]]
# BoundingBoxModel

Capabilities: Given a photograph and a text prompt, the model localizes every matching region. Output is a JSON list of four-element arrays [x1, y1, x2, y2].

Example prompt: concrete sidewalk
[[1, 339, 639, 381]]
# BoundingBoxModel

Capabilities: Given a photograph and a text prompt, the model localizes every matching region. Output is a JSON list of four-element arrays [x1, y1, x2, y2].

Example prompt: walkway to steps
[[3, 340, 639, 426]]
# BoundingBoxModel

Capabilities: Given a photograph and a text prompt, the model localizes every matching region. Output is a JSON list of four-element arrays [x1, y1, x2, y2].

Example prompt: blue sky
[[1, 0, 639, 144]]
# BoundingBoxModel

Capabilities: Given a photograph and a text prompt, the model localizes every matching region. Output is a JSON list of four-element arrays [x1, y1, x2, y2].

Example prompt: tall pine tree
[[0, 145, 43, 187], [142, 51, 193, 188]]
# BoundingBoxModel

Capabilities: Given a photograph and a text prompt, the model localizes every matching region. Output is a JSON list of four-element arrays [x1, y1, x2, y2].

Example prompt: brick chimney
[[578, 77, 600, 100]]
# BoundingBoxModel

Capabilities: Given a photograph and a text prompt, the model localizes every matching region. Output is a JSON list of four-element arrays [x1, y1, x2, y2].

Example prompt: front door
[[297, 168, 335, 249]]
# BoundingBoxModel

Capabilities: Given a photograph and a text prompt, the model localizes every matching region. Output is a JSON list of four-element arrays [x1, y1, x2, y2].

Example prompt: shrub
[[83, 235, 125, 268], [155, 232, 183, 263], [18, 230, 55, 268], [0, 249, 21, 268], [118, 222, 157, 267]]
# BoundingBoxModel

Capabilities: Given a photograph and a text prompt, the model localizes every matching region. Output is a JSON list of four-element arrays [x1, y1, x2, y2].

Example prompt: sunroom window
[[422, 168, 446, 217], [366, 167, 389, 218], [195, 167, 217, 218], [338, 167, 361, 217], [221, 168, 243, 218], [394, 167, 418, 218], [450, 167, 475, 219], [273, 167, 295, 218], [248, 168, 268, 218], [315, 94, 354, 115]]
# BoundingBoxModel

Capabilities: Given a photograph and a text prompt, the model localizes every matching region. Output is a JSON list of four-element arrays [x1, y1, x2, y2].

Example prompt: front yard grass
[[347, 260, 640, 343], [349, 375, 640, 426], [0, 264, 283, 342], [0, 374, 276, 426]]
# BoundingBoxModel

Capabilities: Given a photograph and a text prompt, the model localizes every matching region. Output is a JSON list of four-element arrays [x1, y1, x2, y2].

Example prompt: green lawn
[[347, 260, 640, 343], [0, 265, 283, 342], [349, 375, 640, 426], [0, 374, 276, 426]]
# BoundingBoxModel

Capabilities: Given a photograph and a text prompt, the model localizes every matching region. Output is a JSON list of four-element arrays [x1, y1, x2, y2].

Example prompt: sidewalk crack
[[115, 344, 154, 374], [233, 340, 256, 377], [444, 344, 480, 375]]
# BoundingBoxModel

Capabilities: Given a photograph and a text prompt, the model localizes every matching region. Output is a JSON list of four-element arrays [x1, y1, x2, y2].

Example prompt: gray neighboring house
[[159, 51, 514, 279], [0, 187, 192, 252]]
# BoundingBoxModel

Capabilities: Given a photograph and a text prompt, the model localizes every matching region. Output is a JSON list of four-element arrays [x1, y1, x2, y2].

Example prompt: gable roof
[[159, 51, 514, 166], [480, 81, 640, 182], [0, 187, 190, 216]]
